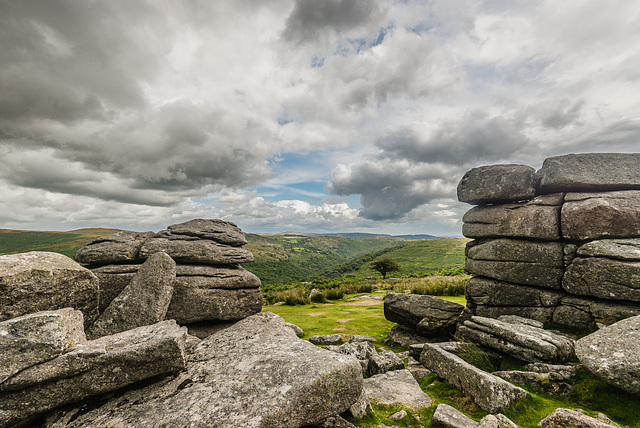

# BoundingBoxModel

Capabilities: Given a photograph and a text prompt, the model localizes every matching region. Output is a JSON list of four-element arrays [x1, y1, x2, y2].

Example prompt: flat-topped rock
[[457, 164, 536, 205], [0, 252, 99, 328], [577, 238, 640, 260], [0, 309, 85, 384], [538, 408, 622, 428], [431, 403, 477, 428], [562, 191, 640, 241], [384, 292, 464, 337], [0, 320, 187, 427], [363, 369, 432, 408], [457, 316, 575, 363], [165, 286, 262, 324], [45, 313, 363, 428], [536, 153, 640, 194], [139, 237, 254, 264], [575, 315, 640, 395], [74, 231, 154, 265], [462, 194, 563, 240], [564, 256, 640, 302], [160, 219, 247, 246]]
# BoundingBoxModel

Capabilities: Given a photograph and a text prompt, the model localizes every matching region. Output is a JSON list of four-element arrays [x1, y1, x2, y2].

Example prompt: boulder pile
[[458, 153, 640, 329], [75, 219, 263, 335]]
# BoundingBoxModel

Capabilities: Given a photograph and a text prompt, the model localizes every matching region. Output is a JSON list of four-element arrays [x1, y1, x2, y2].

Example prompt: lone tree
[[371, 257, 401, 279]]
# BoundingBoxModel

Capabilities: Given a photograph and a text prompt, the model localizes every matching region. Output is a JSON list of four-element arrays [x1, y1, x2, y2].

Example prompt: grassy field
[[0, 228, 120, 259]]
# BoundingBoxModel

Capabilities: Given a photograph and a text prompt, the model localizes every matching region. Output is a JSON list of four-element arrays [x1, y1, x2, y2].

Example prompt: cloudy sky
[[1, 0, 640, 236]]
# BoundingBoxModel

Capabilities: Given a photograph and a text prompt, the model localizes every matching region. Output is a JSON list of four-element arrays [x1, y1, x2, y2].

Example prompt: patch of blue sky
[[310, 55, 325, 68], [333, 26, 393, 57], [254, 182, 326, 203]]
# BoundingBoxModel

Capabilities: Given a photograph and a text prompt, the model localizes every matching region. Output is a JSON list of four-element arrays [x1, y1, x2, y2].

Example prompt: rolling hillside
[[0, 228, 468, 284]]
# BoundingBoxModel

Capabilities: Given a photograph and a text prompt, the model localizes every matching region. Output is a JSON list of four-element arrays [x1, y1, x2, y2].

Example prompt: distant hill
[[258, 231, 440, 240]]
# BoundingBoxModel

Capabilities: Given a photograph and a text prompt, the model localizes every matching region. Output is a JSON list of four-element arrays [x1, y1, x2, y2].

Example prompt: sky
[[1, 0, 640, 237]]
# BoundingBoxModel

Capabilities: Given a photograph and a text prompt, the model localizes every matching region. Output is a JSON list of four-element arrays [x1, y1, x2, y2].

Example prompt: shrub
[[271, 288, 310, 305], [309, 289, 326, 303], [325, 287, 345, 300], [357, 283, 373, 293], [406, 276, 467, 296]]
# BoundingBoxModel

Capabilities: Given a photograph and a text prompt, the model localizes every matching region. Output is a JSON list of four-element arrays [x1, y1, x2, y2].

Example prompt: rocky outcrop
[[575, 315, 640, 396], [420, 343, 529, 412], [384, 292, 464, 338], [456, 315, 575, 363], [76, 219, 262, 328], [460, 153, 640, 329], [325, 341, 404, 378], [45, 312, 363, 428], [0, 252, 99, 328], [0, 320, 187, 427]]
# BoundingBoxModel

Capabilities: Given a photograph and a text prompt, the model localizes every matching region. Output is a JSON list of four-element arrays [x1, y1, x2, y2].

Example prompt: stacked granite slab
[[458, 154, 640, 329], [75, 219, 262, 329]]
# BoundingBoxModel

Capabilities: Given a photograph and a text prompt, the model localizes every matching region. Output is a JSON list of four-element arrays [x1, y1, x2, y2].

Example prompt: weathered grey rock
[[310, 334, 344, 345], [165, 286, 262, 324], [388, 324, 432, 346], [493, 370, 573, 396], [431, 403, 478, 428], [536, 153, 640, 194], [87, 252, 176, 339], [325, 341, 376, 375], [175, 264, 261, 289], [478, 414, 516, 428], [523, 362, 578, 380], [407, 356, 431, 381], [74, 231, 154, 265], [350, 334, 376, 343], [389, 410, 408, 420], [564, 256, 640, 302], [577, 238, 640, 260], [562, 191, 640, 241], [498, 315, 544, 329], [348, 389, 373, 419], [0, 309, 85, 384], [559, 295, 640, 327], [0, 252, 99, 328], [575, 315, 640, 395], [462, 194, 563, 240], [139, 237, 254, 264], [45, 313, 363, 428], [0, 320, 187, 427], [160, 219, 247, 246], [384, 292, 464, 336], [286, 322, 304, 337], [369, 350, 404, 376], [457, 164, 536, 205], [363, 369, 432, 408], [465, 277, 564, 307], [457, 316, 575, 363], [538, 408, 621, 428], [308, 415, 358, 428], [465, 239, 564, 288], [184, 320, 236, 339], [420, 344, 529, 412], [90, 264, 138, 312]]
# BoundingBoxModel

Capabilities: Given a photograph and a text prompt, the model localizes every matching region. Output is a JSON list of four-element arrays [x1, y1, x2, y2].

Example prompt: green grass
[[0, 228, 119, 259]]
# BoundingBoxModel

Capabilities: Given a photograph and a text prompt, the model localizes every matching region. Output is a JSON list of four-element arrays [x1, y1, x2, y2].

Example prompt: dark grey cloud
[[377, 111, 531, 166], [282, 0, 385, 44]]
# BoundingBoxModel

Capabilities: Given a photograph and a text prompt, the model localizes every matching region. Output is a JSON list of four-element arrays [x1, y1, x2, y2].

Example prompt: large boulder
[[562, 191, 640, 241], [535, 153, 640, 194], [563, 257, 640, 302], [74, 231, 154, 265], [363, 369, 432, 408], [462, 194, 563, 240], [45, 313, 363, 428], [431, 403, 477, 428], [456, 316, 575, 363], [465, 276, 564, 308], [0, 320, 187, 427], [575, 315, 640, 395], [457, 164, 536, 205], [420, 344, 529, 412], [86, 252, 176, 339], [165, 286, 262, 324], [0, 252, 99, 327], [384, 293, 464, 337], [465, 239, 564, 289], [0, 309, 85, 384]]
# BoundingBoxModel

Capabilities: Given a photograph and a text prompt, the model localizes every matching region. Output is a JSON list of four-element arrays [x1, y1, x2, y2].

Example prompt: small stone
[[309, 334, 344, 345], [389, 410, 408, 420]]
